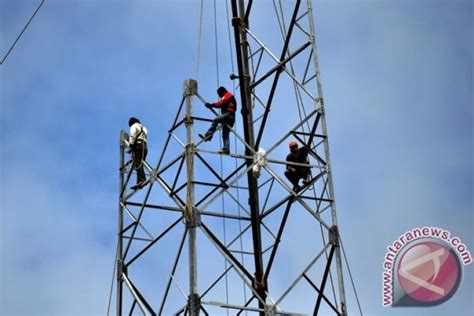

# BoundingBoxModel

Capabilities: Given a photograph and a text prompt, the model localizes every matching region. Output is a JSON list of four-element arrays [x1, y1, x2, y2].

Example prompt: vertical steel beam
[[307, 0, 348, 313], [117, 131, 126, 316], [314, 244, 336, 315], [230, 1, 267, 314], [183, 79, 201, 316]]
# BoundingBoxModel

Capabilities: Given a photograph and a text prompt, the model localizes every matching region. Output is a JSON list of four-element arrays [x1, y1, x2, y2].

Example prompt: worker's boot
[[199, 133, 212, 142], [131, 180, 146, 190], [293, 184, 301, 193]]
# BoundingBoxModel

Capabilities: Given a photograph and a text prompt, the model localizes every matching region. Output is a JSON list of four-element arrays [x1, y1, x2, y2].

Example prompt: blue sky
[[0, 0, 472, 315]]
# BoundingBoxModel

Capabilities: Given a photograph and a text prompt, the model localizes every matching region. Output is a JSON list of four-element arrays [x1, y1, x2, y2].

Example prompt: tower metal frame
[[115, 1, 351, 315]]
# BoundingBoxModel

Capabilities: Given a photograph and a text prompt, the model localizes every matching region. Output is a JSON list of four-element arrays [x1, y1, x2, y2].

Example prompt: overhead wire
[[213, 0, 220, 85], [195, 0, 205, 81], [0, 0, 45, 65], [341, 238, 364, 315], [107, 241, 119, 316], [212, 0, 231, 313]]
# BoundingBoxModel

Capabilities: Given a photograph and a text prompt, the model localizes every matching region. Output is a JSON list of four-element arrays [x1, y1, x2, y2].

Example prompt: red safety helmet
[[289, 140, 298, 149]]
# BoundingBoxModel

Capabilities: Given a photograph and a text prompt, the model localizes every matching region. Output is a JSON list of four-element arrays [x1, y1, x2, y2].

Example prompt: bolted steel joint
[[265, 305, 278, 316], [183, 79, 198, 97], [340, 302, 347, 316], [325, 163, 331, 173], [252, 147, 267, 178], [184, 143, 196, 156], [149, 168, 158, 183], [184, 115, 194, 126], [117, 258, 125, 281], [187, 293, 201, 315], [232, 17, 240, 27], [329, 225, 340, 247], [185, 207, 201, 228], [120, 130, 129, 148], [316, 97, 325, 114]]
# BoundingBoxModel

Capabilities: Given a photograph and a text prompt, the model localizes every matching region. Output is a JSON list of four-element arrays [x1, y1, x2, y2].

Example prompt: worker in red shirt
[[285, 140, 310, 191], [199, 86, 236, 154]]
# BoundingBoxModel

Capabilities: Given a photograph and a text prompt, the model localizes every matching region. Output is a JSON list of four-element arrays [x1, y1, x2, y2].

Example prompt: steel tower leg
[[184, 79, 201, 316], [117, 131, 126, 316], [230, 1, 267, 315], [307, 0, 348, 313]]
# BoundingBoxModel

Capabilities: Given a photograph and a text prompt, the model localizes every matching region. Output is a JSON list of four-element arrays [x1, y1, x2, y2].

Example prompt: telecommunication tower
[[111, 1, 360, 315]]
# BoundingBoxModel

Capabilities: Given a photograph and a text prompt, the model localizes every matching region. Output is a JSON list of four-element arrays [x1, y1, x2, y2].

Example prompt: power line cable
[[1, 0, 45, 65], [341, 238, 364, 315], [213, 0, 220, 85], [195, 0, 205, 80], [107, 241, 119, 316], [213, 1, 231, 313]]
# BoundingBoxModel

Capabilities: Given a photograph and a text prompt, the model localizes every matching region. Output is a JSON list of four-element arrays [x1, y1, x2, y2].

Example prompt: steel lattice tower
[[114, 1, 353, 315]]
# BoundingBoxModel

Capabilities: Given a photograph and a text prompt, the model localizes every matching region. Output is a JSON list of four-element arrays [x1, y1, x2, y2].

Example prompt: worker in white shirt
[[127, 117, 148, 190]]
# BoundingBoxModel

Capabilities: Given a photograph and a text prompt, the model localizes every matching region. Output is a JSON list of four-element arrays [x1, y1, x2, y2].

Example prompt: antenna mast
[[113, 1, 355, 315]]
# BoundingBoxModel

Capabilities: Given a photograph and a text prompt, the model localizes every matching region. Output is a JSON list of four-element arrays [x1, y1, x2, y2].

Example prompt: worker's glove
[[205, 103, 213, 108]]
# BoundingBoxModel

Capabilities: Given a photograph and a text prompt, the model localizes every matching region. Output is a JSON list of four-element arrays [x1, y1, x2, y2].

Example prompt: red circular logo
[[397, 241, 461, 303]]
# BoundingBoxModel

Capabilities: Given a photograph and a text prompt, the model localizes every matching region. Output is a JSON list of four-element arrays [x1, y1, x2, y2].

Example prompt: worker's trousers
[[285, 168, 309, 187], [132, 141, 148, 184], [205, 112, 235, 151]]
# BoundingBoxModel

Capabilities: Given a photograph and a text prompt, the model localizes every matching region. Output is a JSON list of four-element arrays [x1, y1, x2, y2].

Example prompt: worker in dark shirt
[[199, 86, 236, 154], [285, 140, 310, 191]]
